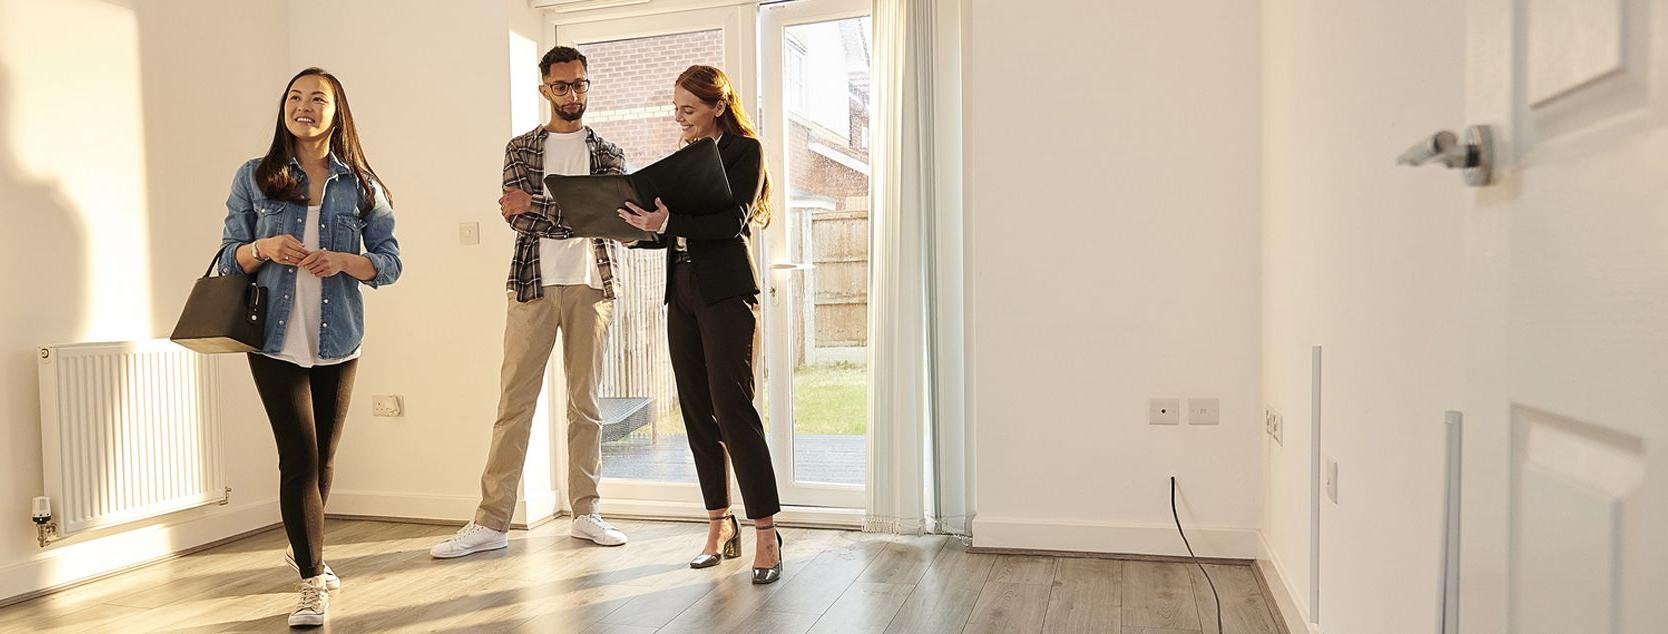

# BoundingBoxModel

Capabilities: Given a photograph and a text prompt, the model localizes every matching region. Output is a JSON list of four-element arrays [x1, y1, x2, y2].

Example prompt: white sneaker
[[287, 576, 330, 628], [570, 513, 628, 546], [284, 552, 341, 591], [429, 522, 509, 559]]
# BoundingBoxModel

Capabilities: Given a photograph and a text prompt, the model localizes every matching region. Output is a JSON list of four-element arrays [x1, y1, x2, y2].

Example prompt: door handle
[[768, 262, 812, 302], [1396, 125, 1494, 186]]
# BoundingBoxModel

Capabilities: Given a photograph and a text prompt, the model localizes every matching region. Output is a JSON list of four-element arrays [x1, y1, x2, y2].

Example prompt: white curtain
[[866, 0, 970, 536]]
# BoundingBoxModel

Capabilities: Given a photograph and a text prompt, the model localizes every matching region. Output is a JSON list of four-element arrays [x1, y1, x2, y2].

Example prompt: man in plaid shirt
[[431, 46, 630, 559]]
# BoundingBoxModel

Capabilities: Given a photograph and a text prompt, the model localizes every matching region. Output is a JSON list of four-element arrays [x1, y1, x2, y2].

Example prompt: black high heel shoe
[[751, 525, 784, 584], [689, 515, 740, 569]]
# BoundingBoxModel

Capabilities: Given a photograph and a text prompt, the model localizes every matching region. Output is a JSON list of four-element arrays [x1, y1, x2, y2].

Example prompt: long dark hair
[[255, 68, 390, 216], [677, 65, 772, 227]]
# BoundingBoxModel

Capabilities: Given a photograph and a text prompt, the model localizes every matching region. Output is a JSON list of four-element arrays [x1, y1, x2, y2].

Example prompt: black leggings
[[247, 354, 357, 579]]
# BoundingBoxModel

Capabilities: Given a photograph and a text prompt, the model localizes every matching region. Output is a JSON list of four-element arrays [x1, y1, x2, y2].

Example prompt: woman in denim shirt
[[217, 67, 400, 628]]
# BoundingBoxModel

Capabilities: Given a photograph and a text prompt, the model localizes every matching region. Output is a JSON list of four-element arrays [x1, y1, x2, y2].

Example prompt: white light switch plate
[[1150, 398, 1181, 425], [459, 222, 480, 245], [1188, 398, 1220, 425]]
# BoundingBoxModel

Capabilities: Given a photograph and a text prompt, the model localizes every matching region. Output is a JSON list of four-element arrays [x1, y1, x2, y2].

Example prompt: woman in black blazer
[[619, 65, 784, 584]]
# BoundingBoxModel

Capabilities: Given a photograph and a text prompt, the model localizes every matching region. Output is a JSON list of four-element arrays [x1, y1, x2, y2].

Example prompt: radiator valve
[[31, 497, 50, 523], [32, 497, 58, 547]]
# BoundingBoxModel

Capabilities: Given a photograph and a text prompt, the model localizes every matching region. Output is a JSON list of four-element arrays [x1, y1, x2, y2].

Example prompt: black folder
[[544, 137, 735, 242]]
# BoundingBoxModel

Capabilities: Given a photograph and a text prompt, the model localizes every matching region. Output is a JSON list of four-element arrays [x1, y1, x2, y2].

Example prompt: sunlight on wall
[[39, 523, 172, 587], [524, 378, 558, 520], [509, 31, 541, 134], [0, 0, 153, 341]]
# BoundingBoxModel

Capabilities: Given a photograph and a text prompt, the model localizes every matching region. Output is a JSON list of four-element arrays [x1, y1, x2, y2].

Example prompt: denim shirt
[[217, 155, 402, 360]]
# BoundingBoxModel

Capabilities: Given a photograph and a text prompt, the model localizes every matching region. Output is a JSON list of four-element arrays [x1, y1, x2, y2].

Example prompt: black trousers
[[247, 354, 357, 579], [668, 259, 781, 520]]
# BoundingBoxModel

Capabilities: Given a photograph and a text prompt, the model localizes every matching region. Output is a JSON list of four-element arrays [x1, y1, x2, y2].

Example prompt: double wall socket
[[372, 395, 404, 418], [1265, 407, 1284, 445]]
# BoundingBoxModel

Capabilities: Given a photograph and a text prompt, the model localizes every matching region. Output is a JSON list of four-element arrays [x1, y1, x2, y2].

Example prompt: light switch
[[459, 222, 480, 245]]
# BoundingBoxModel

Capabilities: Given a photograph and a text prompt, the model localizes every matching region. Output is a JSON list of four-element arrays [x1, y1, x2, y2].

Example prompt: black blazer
[[634, 134, 764, 304]]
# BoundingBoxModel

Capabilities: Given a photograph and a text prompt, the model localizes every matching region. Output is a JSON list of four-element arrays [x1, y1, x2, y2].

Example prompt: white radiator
[[36, 340, 228, 539]]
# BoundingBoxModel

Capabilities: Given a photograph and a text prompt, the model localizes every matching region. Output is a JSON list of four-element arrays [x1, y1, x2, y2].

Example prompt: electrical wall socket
[[459, 222, 480, 245], [1187, 398, 1220, 425], [1266, 407, 1284, 445], [372, 395, 404, 418], [1149, 398, 1181, 425], [1326, 456, 1339, 503]]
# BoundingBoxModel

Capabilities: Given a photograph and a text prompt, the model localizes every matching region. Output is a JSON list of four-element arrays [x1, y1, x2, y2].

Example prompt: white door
[[759, 0, 872, 509], [1462, 1, 1668, 631]]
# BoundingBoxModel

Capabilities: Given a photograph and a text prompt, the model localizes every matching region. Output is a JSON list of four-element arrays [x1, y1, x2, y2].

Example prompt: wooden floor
[[0, 518, 1283, 633]]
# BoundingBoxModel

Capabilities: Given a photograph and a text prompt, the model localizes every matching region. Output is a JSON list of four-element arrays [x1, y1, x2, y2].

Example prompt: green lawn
[[649, 362, 868, 438], [791, 362, 868, 436]]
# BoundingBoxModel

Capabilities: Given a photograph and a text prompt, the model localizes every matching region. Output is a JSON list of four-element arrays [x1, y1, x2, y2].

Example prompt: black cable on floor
[[1171, 475, 1223, 633]]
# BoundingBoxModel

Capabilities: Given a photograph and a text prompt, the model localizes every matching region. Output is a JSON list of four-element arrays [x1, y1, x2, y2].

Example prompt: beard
[[555, 102, 586, 122]]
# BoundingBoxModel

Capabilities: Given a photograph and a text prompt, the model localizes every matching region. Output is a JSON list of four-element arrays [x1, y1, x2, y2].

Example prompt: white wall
[[284, 0, 565, 524], [0, 0, 288, 602], [965, 0, 1264, 557], [1260, 0, 1466, 631]]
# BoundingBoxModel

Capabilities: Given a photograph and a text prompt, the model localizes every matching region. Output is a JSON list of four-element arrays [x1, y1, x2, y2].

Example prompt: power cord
[[1171, 475, 1223, 633]]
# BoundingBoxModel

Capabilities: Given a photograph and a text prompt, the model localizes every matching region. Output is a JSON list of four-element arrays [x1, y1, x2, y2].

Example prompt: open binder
[[543, 137, 734, 242]]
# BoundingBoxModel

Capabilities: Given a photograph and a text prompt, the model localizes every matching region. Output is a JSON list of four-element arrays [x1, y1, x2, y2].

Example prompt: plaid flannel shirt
[[502, 126, 627, 302]]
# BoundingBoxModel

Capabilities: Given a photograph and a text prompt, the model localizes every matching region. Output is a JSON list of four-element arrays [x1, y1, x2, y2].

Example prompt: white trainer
[[429, 522, 509, 559], [283, 552, 340, 591], [570, 513, 628, 546], [287, 576, 330, 628]]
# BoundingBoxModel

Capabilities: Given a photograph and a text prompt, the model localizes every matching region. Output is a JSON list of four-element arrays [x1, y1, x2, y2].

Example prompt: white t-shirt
[[264, 205, 358, 368], [539, 128, 601, 288]]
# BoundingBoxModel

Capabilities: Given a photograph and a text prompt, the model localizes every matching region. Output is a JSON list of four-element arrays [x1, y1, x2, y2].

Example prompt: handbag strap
[[203, 248, 235, 278]]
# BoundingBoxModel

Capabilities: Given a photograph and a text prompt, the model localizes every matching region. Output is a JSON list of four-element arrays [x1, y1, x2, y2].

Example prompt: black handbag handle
[[203, 247, 244, 278], [202, 247, 265, 314]]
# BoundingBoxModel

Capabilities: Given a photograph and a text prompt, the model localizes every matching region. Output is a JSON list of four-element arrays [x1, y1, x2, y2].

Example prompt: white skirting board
[[969, 516, 1261, 559], [1258, 532, 1320, 634], [0, 498, 280, 606], [597, 499, 866, 529], [299, 489, 865, 530], [324, 489, 559, 528]]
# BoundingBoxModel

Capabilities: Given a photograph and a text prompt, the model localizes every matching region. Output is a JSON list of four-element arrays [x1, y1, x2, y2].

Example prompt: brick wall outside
[[578, 31, 723, 170], [573, 31, 873, 355]]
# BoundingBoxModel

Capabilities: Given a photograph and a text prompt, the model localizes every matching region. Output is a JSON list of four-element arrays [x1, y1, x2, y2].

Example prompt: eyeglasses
[[545, 79, 592, 96]]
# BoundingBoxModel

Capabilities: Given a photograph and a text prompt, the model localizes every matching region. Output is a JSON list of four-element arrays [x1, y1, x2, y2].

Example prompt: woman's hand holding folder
[[618, 198, 669, 233]]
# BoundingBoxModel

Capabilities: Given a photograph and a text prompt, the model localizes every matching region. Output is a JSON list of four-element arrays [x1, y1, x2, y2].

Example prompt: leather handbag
[[169, 249, 267, 354]]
